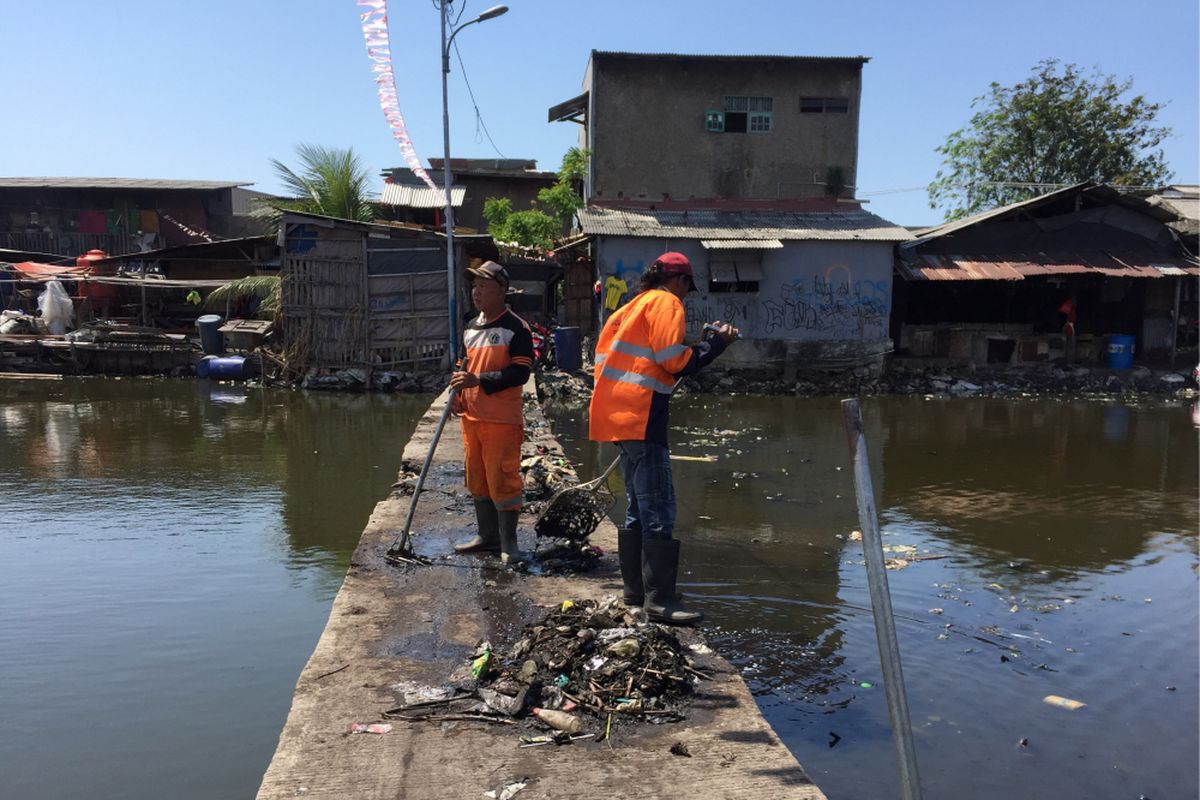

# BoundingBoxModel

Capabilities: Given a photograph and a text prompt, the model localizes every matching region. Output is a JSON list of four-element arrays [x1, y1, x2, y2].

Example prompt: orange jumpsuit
[[460, 307, 533, 510]]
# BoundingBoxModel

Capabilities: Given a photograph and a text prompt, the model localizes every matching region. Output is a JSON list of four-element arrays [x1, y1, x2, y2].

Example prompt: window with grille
[[707, 96, 773, 134]]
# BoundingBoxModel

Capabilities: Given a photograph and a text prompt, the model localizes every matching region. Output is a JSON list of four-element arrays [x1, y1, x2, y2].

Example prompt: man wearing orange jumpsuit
[[450, 261, 534, 563], [589, 252, 737, 624]]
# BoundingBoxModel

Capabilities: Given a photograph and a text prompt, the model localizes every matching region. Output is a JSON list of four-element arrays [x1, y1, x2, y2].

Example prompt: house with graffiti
[[551, 51, 912, 369]]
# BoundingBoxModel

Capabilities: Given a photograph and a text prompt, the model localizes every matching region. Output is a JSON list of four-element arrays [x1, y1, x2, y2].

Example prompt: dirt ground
[[255, 381, 827, 800]]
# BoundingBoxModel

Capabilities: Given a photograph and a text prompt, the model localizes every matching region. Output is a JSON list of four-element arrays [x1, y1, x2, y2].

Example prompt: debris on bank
[[536, 368, 593, 403], [384, 597, 707, 740]]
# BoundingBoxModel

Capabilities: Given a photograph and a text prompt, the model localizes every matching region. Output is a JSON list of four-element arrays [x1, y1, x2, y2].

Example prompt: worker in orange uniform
[[589, 252, 738, 625], [449, 261, 534, 563]]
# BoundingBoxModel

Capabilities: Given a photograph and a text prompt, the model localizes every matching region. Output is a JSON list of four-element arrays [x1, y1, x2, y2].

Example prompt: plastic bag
[[37, 280, 74, 334]]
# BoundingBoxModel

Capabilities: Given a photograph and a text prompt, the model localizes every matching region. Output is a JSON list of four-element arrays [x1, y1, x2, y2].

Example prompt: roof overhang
[[896, 251, 1200, 281], [548, 92, 588, 124], [701, 239, 783, 250]]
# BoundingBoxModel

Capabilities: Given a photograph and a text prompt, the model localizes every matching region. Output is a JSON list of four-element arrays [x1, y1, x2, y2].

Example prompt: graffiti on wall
[[684, 295, 753, 332], [761, 264, 889, 338]]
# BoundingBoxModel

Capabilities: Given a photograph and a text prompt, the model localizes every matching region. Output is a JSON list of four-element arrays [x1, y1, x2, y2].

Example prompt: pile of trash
[[520, 448, 574, 504], [537, 368, 593, 403], [385, 598, 706, 737]]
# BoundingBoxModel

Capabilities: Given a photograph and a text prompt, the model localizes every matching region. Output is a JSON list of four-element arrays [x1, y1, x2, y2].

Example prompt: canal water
[[0, 379, 429, 800], [544, 393, 1198, 800], [1, 379, 1196, 799]]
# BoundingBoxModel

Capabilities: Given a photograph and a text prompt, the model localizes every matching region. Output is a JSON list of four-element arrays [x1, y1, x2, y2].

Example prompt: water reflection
[[0, 378, 429, 800], [544, 393, 1198, 800]]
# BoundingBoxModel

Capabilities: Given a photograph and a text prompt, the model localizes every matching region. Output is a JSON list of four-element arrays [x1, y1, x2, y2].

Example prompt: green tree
[[256, 144, 376, 229], [928, 60, 1173, 220], [483, 148, 590, 247]]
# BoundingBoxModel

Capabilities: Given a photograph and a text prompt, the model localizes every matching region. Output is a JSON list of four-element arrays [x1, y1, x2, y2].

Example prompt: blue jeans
[[617, 440, 676, 540]]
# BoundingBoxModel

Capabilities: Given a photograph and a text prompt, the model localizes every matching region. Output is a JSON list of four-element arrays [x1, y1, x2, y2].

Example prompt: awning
[[701, 239, 783, 250], [548, 92, 588, 124], [896, 251, 1200, 281], [7, 261, 91, 280]]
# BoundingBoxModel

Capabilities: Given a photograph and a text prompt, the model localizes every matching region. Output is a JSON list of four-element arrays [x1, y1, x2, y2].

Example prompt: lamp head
[[476, 4, 508, 21]]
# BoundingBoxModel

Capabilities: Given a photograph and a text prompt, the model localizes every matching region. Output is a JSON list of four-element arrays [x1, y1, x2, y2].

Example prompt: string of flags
[[357, 0, 439, 191]]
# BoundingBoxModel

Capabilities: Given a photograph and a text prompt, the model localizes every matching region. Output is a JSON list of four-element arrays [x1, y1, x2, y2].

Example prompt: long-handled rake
[[386, 387, 458, 565]]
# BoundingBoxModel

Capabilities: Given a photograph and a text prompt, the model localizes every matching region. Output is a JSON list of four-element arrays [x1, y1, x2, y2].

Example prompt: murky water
[[2, 380, 1195, 800], [0, 379, 428, 800], [546, 394, 1199, 800]]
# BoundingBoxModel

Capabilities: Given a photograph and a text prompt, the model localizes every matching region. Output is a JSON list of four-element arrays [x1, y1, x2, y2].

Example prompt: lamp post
[[440, 2, 508, 360]]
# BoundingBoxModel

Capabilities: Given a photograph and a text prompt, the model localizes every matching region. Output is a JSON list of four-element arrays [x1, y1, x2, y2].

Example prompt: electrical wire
[[452, 39, 508, 159]]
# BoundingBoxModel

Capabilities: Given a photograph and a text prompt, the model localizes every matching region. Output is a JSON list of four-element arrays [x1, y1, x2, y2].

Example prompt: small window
[[711, 96, 773, 134], [800, 97, 850, 113], [708, 260, 761, 293]]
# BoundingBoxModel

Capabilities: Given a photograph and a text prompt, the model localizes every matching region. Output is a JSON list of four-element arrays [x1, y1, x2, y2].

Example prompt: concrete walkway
[[256, 384, 827, 800]]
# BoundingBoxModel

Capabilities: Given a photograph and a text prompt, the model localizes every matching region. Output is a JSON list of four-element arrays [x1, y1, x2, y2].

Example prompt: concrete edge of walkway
[[256, 378, 827, 800]]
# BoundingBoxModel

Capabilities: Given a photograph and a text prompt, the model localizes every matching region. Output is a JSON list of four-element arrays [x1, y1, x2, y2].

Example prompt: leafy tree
[[928, 60, 1173, 220], [483, 197, 560, 249], [483, 148, 590, 247], [256, 144, 376, 229]]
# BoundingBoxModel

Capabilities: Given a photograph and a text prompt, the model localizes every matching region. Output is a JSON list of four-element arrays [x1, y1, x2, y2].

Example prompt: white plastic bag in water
[[37, 280, 75, 335]]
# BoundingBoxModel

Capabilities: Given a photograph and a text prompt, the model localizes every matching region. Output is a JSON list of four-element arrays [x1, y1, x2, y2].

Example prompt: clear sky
[[2, 0, 1196, 226]]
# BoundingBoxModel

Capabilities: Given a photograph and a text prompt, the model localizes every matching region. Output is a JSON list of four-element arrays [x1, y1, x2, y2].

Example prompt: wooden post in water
[[841, 398, 923, 800]]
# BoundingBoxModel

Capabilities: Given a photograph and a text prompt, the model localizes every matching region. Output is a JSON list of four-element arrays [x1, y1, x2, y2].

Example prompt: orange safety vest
[[589, 289, 694, 443], [461, 308, 533, 425]]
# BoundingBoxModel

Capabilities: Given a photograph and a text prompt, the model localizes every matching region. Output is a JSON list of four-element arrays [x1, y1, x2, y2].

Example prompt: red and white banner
[[358, 0, 438, 191]]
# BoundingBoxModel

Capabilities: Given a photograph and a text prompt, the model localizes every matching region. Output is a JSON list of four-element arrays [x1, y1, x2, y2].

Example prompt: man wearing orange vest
[[450, 261, 534, 563], [589, 252, 738, 625]]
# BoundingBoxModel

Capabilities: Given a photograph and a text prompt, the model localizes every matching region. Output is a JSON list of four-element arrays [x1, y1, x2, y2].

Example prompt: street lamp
[[440, 3, 508, 360]]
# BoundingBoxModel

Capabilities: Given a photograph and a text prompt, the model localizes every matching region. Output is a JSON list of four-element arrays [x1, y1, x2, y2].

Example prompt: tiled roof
[[578, 206, 912, 242], [380, 182, 464, 209]]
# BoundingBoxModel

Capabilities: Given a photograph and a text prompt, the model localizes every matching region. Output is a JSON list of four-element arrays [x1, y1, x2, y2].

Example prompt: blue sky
[[2, 0, 1196, 225]]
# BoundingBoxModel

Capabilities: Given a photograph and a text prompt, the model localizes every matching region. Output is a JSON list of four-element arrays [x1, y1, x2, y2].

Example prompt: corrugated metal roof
[[0, 177, 250, 190], [380, 182, 464, 209], [592, 51, 869, 64], [578, 207, 912, 242], [909, 182, 1178, 247], [896, 252, 1200, 281], [701, 238, 783, 250]]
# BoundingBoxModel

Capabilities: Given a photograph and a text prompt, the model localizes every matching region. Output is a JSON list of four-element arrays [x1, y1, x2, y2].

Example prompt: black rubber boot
[[454, 499, 500, 553], [618, 528, 644, 606], [498, 509, 529, 564], [641, 538, 703, 626]]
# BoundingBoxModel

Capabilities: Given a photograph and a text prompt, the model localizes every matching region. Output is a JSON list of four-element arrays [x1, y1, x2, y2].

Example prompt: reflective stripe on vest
[[598, 364, 675, 394]]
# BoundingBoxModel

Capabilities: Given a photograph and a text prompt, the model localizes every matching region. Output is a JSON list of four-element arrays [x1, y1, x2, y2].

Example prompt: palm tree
[[256, 144, 376, 229]]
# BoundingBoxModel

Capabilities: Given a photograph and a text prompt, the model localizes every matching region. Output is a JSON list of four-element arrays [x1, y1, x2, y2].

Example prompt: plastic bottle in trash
[[532, 707, 582, 733]]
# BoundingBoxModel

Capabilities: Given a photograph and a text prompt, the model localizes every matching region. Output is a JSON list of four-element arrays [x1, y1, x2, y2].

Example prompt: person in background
[[449, 261, 533, 563], [589, 252, 738, 625]]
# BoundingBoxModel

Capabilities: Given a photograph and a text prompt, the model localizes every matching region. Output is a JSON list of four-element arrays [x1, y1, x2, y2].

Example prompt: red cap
[[655, 251, 697, 292]]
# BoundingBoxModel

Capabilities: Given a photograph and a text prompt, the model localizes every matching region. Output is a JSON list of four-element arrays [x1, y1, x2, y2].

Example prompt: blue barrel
[[1107, 334, 1135, 370], [196, 355, 215, 378], [206, 356, 249, 380], [196, 314, 224, 355], [553, 326, 582, 372]]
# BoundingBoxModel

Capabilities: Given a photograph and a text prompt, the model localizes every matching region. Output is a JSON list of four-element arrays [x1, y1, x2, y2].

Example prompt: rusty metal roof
[[380, 182, 464, 209], [578, 207, 912, 242], [896, 252, 1200, 281], [0, 177, 250, 190]]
